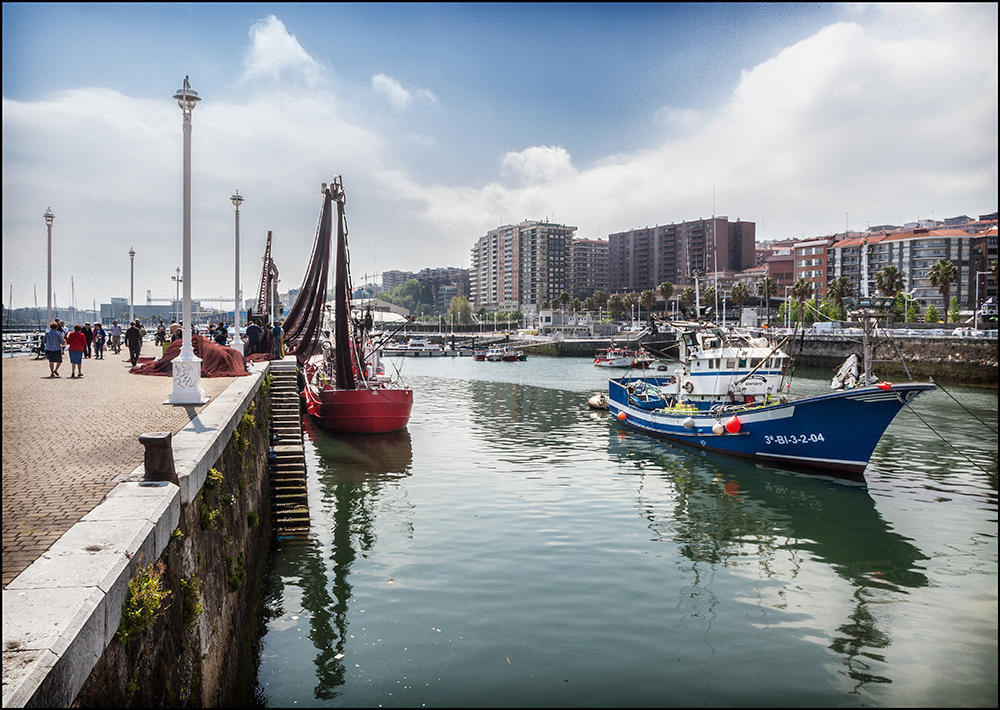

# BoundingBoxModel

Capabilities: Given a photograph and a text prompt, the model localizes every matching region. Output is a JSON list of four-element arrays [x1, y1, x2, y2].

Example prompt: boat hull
[[304, 384, 413, 434], [608, 377, 934, 475]]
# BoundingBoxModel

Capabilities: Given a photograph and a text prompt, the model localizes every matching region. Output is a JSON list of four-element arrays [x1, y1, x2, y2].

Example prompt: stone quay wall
[[2, 365, 273, 708]]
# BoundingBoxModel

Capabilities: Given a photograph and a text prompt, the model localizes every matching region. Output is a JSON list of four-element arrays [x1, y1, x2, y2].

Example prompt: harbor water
[[256, 356, 997, 707]]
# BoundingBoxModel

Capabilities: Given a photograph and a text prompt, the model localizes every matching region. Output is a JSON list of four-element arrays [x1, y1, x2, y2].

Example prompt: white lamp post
[[129, 247, 136, 324], [168, 75, 207, 404], [171, 267, 182, 322], [974, 270, 990, 331], [44, 207, 54, 324], [230, 190, 244, 352]]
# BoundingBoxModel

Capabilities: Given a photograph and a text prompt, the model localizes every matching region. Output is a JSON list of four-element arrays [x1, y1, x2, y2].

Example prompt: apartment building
[[792, 237, 836, 296], [381, 270, 415, 290], [608, 217, 755, 293], [469, 220, 576, 311], [570, 238, 609, 300], [831, 228, 977, 310]]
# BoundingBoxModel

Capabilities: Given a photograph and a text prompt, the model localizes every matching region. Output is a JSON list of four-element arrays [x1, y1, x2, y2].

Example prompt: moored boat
[[607, 303, 934, 477], [290, 178, 413, 434]]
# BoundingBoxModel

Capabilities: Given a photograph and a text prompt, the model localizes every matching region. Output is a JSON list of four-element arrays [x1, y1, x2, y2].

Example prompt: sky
[[2, 2, 997, 312]]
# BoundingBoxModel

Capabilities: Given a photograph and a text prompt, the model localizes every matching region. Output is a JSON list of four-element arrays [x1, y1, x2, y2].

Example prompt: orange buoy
[[877, 382, 892, 391], [724, 415, 741, 433], [617, 411, 627, 421]]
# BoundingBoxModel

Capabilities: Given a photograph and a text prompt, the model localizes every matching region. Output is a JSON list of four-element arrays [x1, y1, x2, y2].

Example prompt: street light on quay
[[974, 270, 991, 331], [44, 207, 54, 324], [172, 267, 182, 323], [230, 190, 244, 353], [129, 246, 136, 324], [168, 75, 206, 405]]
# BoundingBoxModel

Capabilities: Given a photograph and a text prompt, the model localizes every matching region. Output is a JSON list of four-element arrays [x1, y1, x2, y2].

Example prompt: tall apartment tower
[[570, 238, 609, 300], [469, 220, 576, 310], [608, 217, 755, 293]]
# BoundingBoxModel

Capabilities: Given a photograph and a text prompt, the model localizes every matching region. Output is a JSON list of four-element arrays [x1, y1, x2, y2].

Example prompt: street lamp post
[[230, 190, 244, 352], [784, 285, 790, 331], [172, 267, 182, 322], [129, 247, 136, 324], [168, 75, 206, 405], [44, 208, 54, 324], [974, 271, 990, 331]]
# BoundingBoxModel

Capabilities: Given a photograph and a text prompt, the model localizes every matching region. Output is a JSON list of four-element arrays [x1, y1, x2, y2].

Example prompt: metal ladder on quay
[[268, 358, 310, 541]]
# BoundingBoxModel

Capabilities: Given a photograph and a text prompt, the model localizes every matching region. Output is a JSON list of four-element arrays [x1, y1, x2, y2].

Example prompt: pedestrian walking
[[124, 320, 143, 367], [246, 320, 262, 354], [66, 324, 86, 378], [92, 322, 106, 359], [42, 321, 65, 377], [82, 322, 94, 358], [110, 320, 122, 354], [214, 321, 228, 346], [58, 319, 69, 338], [155, 321, 167, 347], [170, 319, 182, 342], [272, 321, 283, 357]]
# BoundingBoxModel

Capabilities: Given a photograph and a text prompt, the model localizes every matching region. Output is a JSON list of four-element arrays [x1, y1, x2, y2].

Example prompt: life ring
[[683, 381, 694, 393]]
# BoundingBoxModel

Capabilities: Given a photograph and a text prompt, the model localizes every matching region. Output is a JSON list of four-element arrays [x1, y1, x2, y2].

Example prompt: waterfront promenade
[[1, 343, 236, 588]]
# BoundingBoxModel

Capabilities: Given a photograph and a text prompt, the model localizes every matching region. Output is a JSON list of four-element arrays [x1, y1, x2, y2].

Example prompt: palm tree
[[826, 276, 854, 319], [789, 278, 813, 330], [592, 290, 609, 312], [640, 289, 655, 315], [756, 277, 777, 326], [927, 259, 958, 324], [607, 293, 625, 320], [875, 266, 905, 297], [729, 281, 750, 310], [658, 281, 674, 316], [679, 287, 696, 317]]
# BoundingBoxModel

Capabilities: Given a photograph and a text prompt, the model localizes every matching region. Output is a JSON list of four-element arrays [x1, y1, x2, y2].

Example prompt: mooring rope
[[904, 404, 995, 476], [931, 379, 998, 434]]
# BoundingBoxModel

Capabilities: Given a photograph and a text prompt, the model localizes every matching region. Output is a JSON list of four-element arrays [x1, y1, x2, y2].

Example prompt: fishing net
[[129, 335, 271, 377]]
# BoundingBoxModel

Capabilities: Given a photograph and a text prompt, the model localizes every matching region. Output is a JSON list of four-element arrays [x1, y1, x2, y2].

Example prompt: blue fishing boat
[[607, 299, 935, 477]]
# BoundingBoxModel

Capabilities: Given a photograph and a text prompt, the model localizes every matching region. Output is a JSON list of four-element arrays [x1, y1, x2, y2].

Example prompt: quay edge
[[2, 361, 276, 708]]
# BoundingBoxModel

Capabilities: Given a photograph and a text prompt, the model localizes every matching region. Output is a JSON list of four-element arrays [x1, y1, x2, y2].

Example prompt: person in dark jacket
[[245, 321, 262, 354], [124, 320, 143, 366], [214, 321, 228, 346], [82, 323, 94, 358]]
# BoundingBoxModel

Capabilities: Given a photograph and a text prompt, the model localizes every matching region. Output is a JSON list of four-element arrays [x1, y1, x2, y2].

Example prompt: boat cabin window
[[738, 358, 747, 368], [726, 359, 736, 369]]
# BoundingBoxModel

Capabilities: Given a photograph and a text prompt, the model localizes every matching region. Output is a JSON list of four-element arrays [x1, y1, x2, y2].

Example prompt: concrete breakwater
[[2, 362, 274, 707], [521, 333, 998, 385]]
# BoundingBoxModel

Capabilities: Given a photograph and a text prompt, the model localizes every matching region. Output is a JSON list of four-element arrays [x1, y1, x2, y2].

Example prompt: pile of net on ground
[[130, 336, 278, 377]]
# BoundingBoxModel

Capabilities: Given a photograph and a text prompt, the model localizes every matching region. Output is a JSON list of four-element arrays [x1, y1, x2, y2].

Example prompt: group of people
[[41, 318, 146, 377], [41, 315, 286, 378]]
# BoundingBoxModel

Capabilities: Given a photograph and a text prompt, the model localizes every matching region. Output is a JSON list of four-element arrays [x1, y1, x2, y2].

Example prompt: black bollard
[[139, 431, 178, 485]]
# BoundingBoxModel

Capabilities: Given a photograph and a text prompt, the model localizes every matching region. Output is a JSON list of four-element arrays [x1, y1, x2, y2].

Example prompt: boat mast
[[331, 177, 357, 391]]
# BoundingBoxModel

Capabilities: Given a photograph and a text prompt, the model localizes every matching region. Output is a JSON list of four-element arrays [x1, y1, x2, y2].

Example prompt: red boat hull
[[303, 384, 413, 434]]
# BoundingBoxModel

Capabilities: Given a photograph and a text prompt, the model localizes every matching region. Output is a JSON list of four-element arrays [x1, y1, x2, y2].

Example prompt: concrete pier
[[1, 341, 271, 706]]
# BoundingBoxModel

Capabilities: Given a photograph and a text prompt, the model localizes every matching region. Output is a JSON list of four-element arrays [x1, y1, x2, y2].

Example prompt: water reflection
[[265, 423, 413, 702], [606, 428, 930, 691]]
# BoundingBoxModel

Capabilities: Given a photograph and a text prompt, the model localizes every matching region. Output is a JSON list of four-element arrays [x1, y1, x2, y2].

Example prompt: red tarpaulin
[[129, 335, 279, 377]]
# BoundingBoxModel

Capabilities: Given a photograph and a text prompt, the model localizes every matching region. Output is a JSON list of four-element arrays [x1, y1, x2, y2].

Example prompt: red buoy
[[617, 411, 627, 421], [724, 415, 741, 433], [877, 382, 892, 391]]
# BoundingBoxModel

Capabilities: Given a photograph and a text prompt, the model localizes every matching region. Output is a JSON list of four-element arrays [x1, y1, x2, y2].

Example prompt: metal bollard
[[139, 431, 178, 485]]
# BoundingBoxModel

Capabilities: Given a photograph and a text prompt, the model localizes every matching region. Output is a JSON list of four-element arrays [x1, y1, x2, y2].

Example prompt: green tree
[[640, 289, 655, 313], [927, 259, 958, 325], [570, 299, 581, 313], [592, 290, 609, 310], [875, 266, 905, 297], [607, 293, 625, 319], [448, 296, 473, 325], [729, 281, 750, 310], [679, 287, 696, 316], [924, 304, 940, 323], [658, 281, 674, 315], [948, 296, 961, 324], [826, 276, 854, 320], [756, 277, 777, 325], [790, 277, 813, 329]]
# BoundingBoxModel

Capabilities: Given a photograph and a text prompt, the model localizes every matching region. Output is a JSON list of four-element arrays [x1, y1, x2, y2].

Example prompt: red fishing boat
[[284, 177, 413, 434]]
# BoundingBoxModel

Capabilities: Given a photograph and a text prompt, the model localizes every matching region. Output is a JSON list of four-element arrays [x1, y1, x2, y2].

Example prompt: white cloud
[[654, 106, 701, 131], [371, 73, 438, 111], [242, 15, 323, 86], [501, 146, 575, 186]]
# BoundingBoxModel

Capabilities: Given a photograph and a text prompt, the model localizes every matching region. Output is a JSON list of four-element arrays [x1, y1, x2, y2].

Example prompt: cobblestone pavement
[[2, 342, 238, 587]]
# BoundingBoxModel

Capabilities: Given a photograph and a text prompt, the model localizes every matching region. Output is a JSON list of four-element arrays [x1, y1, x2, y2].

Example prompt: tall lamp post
[[172, 267, 182, 322], [974, 270, 990, 331], [44, 207, 54, 324], [129, 247, 136, 324], [230, 190, 244, 352], [168, 75, 207, 404]]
